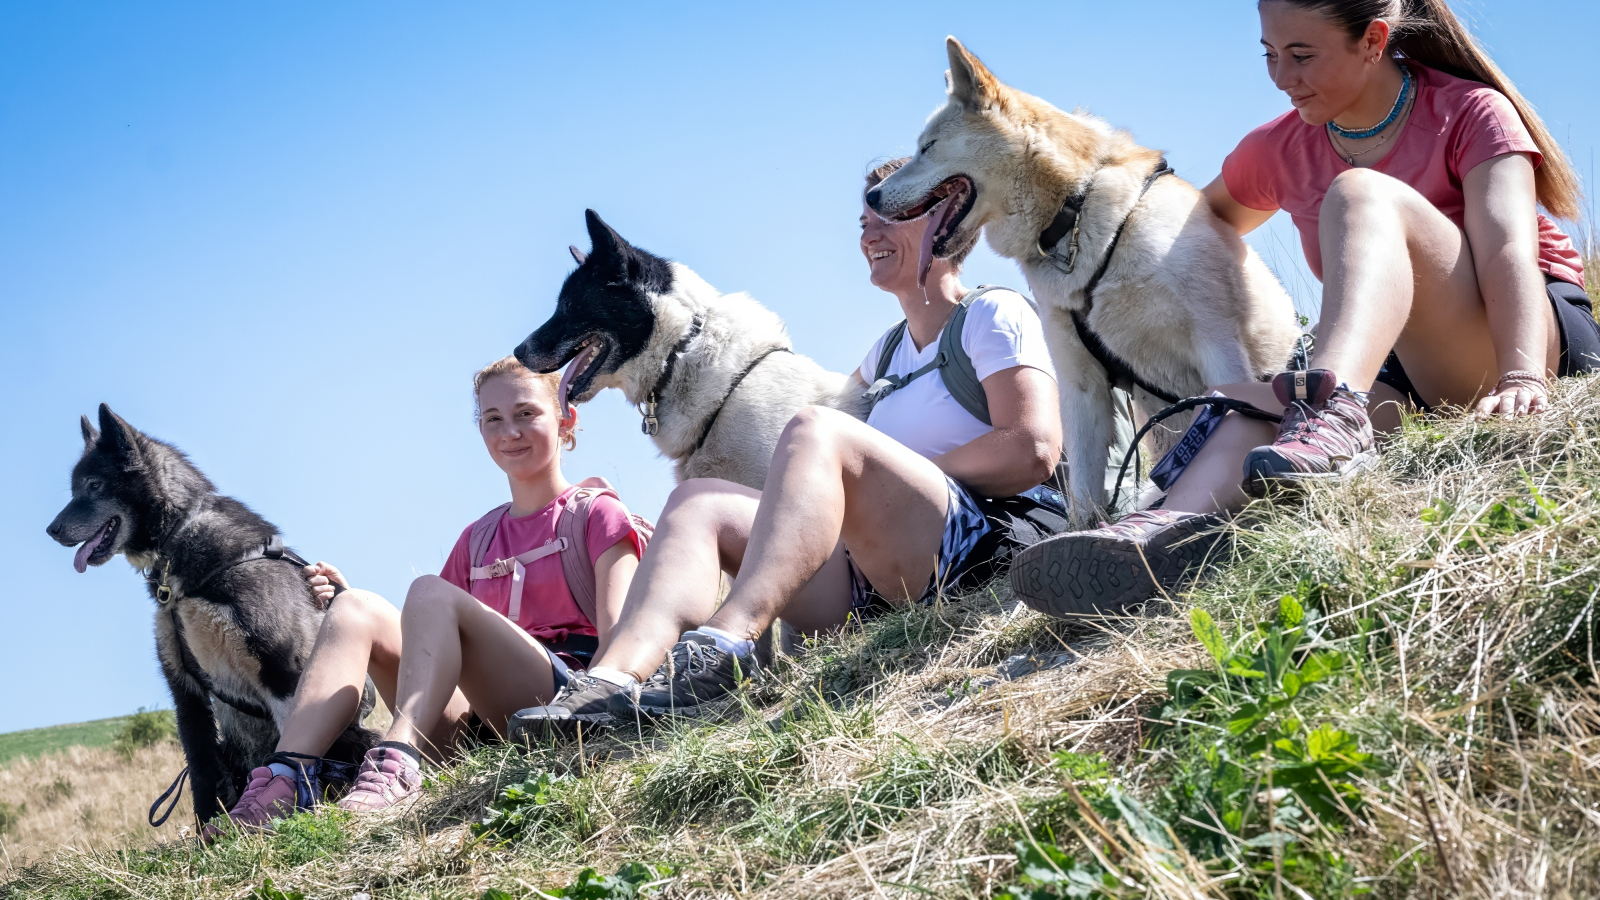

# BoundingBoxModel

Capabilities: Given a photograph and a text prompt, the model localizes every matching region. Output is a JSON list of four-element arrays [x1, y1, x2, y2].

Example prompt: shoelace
[[674, 640, 720, 679]]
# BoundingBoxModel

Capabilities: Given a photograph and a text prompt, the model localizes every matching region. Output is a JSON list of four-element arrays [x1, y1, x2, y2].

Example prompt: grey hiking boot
[[1244, 369, 1377, 497], [508, 673, 621, 742], [609, 633, 756, 720], [1009, 509, 1228, 618]]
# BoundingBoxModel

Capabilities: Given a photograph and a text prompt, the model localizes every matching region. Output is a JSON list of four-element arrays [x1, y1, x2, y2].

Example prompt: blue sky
[[2, 1, 1595, 733]]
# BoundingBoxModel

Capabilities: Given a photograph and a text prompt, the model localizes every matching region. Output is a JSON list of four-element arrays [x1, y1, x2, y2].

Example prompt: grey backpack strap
[[936, 288, 997, 426], [864, 320, 912, 415], [468, 503, 513, 569]]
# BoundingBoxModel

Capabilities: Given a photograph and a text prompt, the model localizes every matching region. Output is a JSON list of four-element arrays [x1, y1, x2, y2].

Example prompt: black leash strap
[[149, 766, 188, 827], [1109, 395, 1283, 511], [693, 346, 793, 452]]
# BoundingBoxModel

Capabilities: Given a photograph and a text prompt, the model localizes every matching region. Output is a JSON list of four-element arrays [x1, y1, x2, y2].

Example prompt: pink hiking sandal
[[337, 744, 423, 813], [200, 767, 297, 842]]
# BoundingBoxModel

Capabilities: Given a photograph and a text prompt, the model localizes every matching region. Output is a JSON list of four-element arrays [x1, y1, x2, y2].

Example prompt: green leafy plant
[[251, 879, 305, 900], [270, 808, 350, 867], [473, 771, 575, 841], [995, 838, 1116, 899], [543, 862, 675, 899], [1420, 476, 1560, 549], [1157, 591, 1379, 890]]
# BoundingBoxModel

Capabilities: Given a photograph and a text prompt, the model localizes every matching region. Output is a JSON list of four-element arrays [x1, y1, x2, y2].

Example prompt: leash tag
[[641, 393, 659, 436]]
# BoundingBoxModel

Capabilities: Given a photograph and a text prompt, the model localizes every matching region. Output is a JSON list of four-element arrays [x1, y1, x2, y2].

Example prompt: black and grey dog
[[46, 405, 377, 823]]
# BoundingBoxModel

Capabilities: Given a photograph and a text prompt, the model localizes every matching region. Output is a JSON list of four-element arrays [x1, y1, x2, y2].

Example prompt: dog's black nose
[[864, 188, 883, 211], [46, 521, 63, 539]]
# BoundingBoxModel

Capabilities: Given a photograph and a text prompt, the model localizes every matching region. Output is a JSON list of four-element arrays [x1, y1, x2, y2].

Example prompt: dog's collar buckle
[[641, 392, 660, 436]]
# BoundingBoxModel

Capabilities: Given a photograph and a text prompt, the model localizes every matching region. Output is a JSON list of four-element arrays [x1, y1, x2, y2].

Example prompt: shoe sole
[[1243, 448, 1379, 499], [1009, 517, 1227, 619], [507, 711, 613, 744]]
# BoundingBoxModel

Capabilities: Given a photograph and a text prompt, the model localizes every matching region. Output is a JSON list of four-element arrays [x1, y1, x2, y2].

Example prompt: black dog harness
[[693, 346, 792, 453], [1038, 158, 1180, 404]]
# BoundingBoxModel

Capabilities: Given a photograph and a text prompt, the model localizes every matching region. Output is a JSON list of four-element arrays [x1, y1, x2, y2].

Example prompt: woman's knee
[[402, 575, 465, 620], [776, 405, 854, 457], [323, 588, 393, 632], [661, 478, 750, 528], [1322, 168, 1411, 222]]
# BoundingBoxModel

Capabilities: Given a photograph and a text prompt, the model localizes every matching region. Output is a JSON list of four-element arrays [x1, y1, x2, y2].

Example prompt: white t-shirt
[[856, 288, 1057, 459]]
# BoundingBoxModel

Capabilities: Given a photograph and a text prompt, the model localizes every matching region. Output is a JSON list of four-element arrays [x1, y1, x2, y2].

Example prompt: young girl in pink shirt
[[1011, 0, 1594, 616], [205, 357, 643, 835]]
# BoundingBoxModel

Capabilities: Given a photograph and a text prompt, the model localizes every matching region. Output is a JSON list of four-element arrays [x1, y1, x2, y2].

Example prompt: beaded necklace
[[1327, 64, 1411, 140]]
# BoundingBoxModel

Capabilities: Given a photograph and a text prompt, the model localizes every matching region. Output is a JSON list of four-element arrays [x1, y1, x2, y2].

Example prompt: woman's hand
[[1474, 370, 1550, 420], [303, 561, 350, 605]]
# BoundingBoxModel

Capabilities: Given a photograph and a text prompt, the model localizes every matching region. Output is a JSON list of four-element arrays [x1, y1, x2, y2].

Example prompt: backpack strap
[[556, 480, 652, 628], [864, 285, 1009, 424], [468, 503, 513, 570]]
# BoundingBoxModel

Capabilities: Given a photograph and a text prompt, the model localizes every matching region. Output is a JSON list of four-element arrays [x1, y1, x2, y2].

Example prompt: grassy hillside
[[5, 377, 1600, 898], [0, 717, 133, 767]]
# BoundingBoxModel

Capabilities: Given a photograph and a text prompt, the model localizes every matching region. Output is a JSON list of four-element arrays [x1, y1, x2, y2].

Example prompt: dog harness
[[466, 479, 652, 655], [1037, 157, 1182, 405]]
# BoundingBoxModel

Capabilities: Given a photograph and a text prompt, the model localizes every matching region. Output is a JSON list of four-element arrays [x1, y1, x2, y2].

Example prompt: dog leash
[[640, 314, 704, 436], [1108, 395, 1283, 511], [149, 766, 188, 827], [692, 346, 793, 453]]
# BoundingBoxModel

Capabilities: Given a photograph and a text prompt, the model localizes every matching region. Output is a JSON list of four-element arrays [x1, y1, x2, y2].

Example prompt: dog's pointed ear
[[80, 415, 99, 449], [946, 36, 1000, 112], [96, 403, 142, 464], [568, 245, 588, 265], [584, 209, 632, 271]]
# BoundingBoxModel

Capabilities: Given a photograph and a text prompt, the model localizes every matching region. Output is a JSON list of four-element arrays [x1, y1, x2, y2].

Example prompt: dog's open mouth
[[888, 175, 976, 287], [73, 516, 120, 573], [557, 336, 611, 412]]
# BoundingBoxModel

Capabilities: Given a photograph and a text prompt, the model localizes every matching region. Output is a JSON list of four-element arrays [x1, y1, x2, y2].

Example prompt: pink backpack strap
[[557, 480, 652, 627], [468, 502, 514, 569]]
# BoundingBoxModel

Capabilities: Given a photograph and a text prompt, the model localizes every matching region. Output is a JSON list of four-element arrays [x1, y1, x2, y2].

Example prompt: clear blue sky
[[2, 1, 1594, 733]]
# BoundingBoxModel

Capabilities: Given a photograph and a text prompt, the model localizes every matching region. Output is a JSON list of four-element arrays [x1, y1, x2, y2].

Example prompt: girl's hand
[[303, 561, 350, 605], [1474, 370, 1550, 420]]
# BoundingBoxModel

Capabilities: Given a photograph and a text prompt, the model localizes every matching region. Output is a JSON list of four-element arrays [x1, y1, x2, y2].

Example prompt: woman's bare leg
[[1312, 167, 1557, 401], [273, 589, 402, 757], [382, 575, 553, 757], [706, 406, 948, 640]]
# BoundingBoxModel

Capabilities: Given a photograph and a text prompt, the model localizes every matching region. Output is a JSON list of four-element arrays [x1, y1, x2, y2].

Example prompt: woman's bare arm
[[1463, 151, 1553, 417], [590, 541, 639, 659], [1201, 175, 1277, 236], [932, 366, 1062, 497]]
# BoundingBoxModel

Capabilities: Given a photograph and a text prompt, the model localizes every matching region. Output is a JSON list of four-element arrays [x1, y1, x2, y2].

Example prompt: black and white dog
[[516, 210, 867, 490], [46, 405, 377, 823]]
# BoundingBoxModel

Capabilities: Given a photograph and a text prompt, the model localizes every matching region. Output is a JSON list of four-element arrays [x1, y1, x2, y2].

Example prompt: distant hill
[[0, 716, 132, 765]]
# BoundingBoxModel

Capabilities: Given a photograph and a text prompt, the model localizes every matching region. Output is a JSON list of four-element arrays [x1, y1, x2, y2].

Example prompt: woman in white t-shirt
[[513, 157, 1065, 732]]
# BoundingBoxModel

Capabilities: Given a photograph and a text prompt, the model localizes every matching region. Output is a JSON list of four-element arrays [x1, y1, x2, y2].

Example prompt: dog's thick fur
[[516, 211, 866, 490], [870, 38, 1299, 514], [46, 406, 377, 823]]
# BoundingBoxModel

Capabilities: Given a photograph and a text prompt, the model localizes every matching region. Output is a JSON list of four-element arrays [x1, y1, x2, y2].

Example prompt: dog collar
[[1038, 157, 1172, 276], [640, 314, 704, 436]]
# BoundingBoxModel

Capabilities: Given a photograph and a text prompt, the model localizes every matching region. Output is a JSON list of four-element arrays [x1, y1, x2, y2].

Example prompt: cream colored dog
[[868, 37, 1299, 516]]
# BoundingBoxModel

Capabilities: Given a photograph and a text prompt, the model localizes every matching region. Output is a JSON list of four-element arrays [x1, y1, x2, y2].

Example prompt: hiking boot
[[611, 633, 755, 720], [1009, 509, 1228, 618], [336, 745, 422, 813], [1244, 369, 1377, 497], [507, 674, 621, 742], [200, 767, 297, 842]]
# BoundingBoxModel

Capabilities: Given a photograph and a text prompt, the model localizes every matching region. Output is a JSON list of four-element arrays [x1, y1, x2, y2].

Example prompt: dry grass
[[6, 379, 1600, 898], [0, 742, 193, 871]]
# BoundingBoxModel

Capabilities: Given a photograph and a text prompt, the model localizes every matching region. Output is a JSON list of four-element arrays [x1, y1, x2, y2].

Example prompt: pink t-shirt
[[438, 486, 642, 648], [1223, 63, 1584, 288]]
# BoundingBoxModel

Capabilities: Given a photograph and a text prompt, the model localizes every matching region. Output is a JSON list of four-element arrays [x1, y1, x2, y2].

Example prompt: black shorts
[[1375, 275, 1599, 410]]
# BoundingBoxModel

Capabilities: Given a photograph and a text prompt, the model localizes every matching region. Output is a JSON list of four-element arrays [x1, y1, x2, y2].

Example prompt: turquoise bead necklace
[[1327, 64, 1412, 140]]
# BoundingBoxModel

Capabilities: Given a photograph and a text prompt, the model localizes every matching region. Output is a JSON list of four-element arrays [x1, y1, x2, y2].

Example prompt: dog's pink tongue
[[73, 530, 104, 574], [917, 197, 951, 289], [557, 347, 590, 415]]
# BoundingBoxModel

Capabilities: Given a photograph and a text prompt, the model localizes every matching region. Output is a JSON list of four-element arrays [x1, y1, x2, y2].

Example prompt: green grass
[[0, 716, 133, 766]]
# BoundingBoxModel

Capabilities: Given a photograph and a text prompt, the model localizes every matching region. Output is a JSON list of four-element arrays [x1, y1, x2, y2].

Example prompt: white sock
[[267, 762, 297, 780], [587, 666, 638, 688], [693, 625, 755, 660]]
